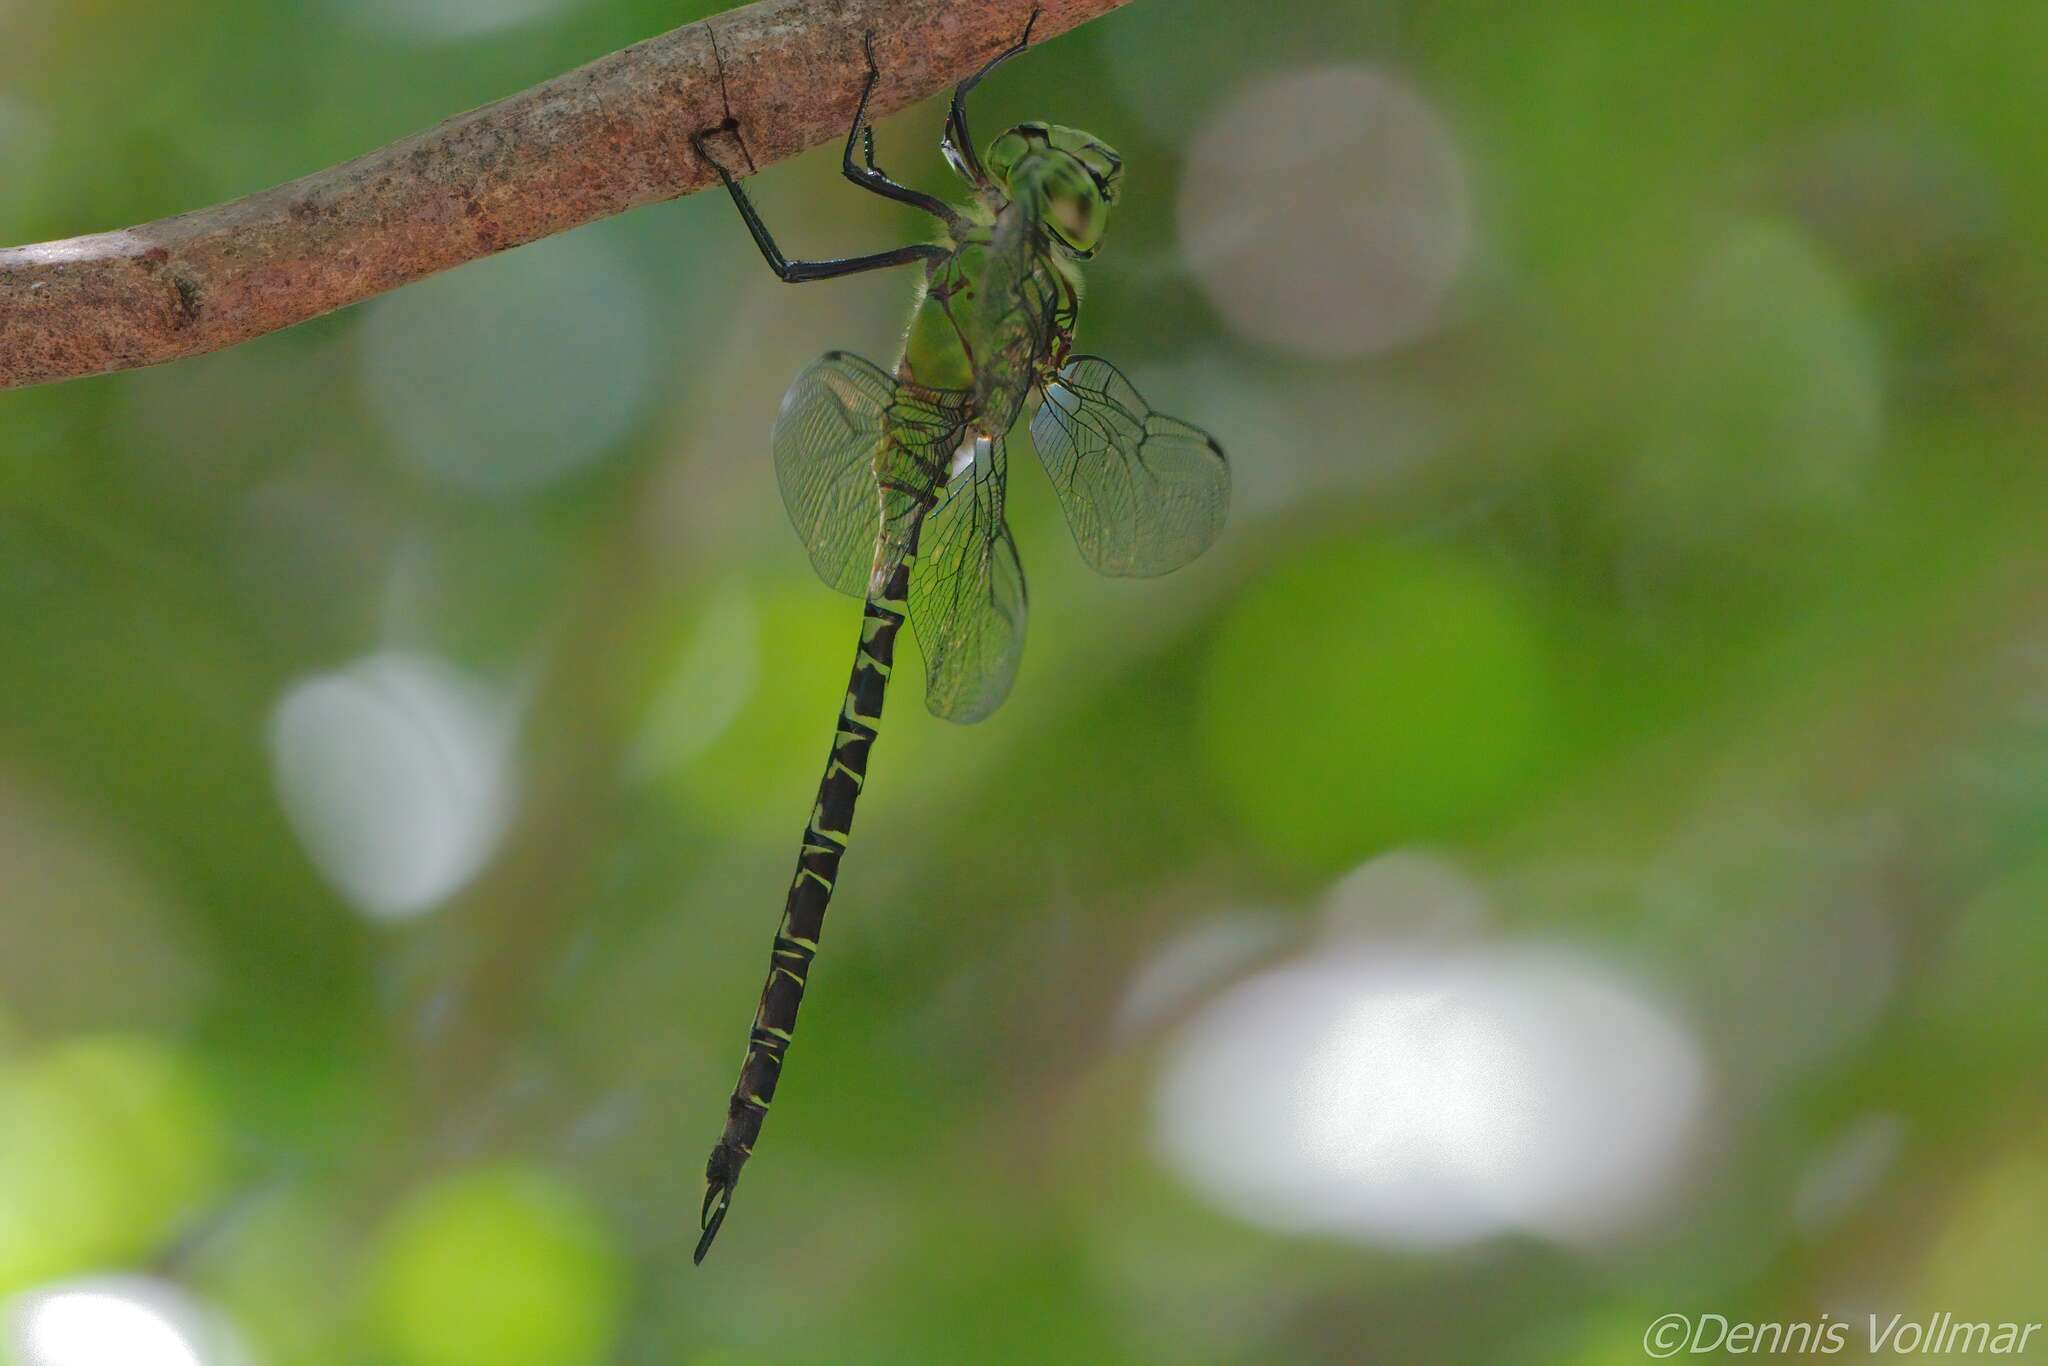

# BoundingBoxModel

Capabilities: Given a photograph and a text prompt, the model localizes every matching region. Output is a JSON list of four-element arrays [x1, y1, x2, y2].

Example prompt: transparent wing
[[909, 434, 1027, 724], [1029, 355, 1230, 577], [772, 351, 895, 597]]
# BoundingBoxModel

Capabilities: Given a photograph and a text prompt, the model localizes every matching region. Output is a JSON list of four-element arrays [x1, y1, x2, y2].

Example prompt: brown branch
[[0, 0, 1130, 391]]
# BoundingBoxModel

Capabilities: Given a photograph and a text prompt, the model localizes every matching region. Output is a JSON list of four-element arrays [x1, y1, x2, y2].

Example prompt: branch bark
[[0, 0, 1131, 391]]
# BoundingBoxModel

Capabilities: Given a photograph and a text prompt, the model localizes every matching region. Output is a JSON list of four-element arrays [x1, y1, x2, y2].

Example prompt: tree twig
[[0, 0, 1131, 392]]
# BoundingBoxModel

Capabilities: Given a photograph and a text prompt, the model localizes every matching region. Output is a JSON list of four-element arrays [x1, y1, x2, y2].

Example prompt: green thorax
[[898, 199, 1081, 435]]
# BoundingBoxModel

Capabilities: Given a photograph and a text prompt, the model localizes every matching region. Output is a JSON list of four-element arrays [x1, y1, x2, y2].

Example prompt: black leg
[[944, 8, 1041, 189], [694, 129, 946, 283], [840, 32, 958, 223]]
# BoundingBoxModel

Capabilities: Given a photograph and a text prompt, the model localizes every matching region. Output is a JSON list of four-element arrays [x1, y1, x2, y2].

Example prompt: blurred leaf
[[1199, 537, 1558, 870], [369, 1164, 625, 1366], [0, 1036, 225, 1293]]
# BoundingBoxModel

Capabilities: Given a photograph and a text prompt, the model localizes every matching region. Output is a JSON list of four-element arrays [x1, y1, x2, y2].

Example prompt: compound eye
[[1052, 194, 1094, 243], [984, 131, 1031, 189]]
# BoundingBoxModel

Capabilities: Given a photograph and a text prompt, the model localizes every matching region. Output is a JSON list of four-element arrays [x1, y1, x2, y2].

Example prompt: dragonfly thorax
[[985, 122, 1123, 260], [899, 199, 1079, 420]]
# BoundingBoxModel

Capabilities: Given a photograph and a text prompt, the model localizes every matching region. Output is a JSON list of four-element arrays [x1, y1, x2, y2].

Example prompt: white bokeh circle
[[1178, 66, 1474, 359], [1155, 942, 1708, 1250]]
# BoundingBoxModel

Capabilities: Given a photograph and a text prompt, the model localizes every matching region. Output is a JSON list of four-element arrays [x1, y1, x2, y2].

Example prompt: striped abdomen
[[695, 533, 919, 1262]]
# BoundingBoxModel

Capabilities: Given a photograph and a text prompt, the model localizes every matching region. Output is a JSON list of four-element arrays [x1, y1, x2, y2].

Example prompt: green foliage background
[[4, 0, 2048, 1361]]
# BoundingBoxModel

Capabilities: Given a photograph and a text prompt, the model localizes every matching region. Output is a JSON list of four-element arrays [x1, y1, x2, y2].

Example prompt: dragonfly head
[[986, 122, 1123, 260]]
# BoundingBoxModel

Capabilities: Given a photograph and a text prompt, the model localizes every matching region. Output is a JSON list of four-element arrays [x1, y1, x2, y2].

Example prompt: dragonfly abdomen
[[696, 547, 918, 1262]]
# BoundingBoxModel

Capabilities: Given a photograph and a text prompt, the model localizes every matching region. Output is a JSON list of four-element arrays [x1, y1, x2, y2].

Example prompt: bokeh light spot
[[0, 1039, 225, 1291], [1627, 218, 1884, 544], [1910, 1138, 2048, 1326], [370, 1165, 624, 1366], [270, 653, 518, 921], [1155, 943, 1708, 1250], [657, 584, 865, 833], [1178, 65, 1473, 358], [359, 230, 655, 497], [1199, 538, 1555, 871], [1115, 914, 1284, 1038], [630, 578, 759, 779], [4, 1277, 236, 1366]]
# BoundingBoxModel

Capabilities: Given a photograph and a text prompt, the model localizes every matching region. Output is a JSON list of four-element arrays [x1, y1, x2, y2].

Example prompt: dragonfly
[[687, 11, 1229, 1263]]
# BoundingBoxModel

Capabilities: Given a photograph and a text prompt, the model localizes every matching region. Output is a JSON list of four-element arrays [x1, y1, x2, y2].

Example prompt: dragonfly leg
[[943, 7, 1041, 189], [693, 126, 947, 283], [841, 33, 959, 224]]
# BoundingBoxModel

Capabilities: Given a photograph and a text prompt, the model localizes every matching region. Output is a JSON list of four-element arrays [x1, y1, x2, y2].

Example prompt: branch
[[0, 0, 1131, 392]]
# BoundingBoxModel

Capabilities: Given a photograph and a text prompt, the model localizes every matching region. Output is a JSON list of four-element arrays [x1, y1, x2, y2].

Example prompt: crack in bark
[[703, 19, 758, 174]]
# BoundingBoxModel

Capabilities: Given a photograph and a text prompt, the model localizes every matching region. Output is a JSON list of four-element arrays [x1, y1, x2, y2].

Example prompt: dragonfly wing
[[1029, 355, 1230, 577], [909, 433, 1028, 724], [773, 351, 897, 597]]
